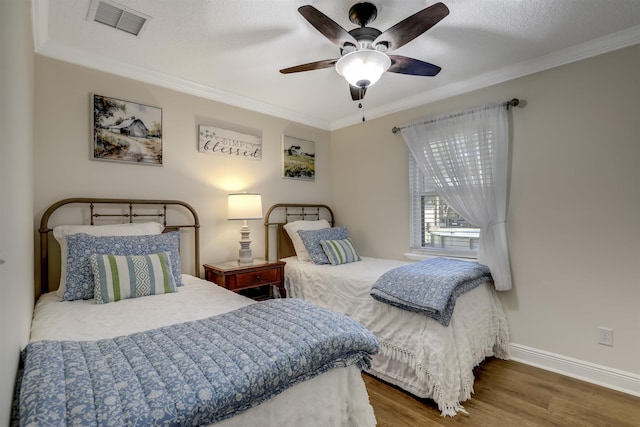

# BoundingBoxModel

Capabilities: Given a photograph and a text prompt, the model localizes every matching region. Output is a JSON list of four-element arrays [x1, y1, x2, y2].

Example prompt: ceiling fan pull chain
[[359, 100, 366, 122]]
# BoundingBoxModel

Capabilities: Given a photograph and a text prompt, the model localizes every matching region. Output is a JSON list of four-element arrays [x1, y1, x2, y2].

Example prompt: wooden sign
[[198, 125, 262, 160]]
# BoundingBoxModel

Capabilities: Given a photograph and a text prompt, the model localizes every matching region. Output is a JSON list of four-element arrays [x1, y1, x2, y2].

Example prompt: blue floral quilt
[[17, 299, 378, 426], [370, 257, 492, 326]]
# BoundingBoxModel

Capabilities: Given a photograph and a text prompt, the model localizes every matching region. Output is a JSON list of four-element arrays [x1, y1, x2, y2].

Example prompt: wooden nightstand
[[203, 260, 286, 300]]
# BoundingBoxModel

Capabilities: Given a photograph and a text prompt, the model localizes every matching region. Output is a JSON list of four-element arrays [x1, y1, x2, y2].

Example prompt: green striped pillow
[[320, 238, 361, 265], [90, 252, 176, 304]]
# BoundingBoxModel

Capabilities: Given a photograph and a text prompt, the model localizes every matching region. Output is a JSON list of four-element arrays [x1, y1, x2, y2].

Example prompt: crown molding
[[31, 0, 330, 130], [32, 0, 640, 132], [31, 0, 49, 50], [330, 25, 640, 130], [34, 39, 331, 130]]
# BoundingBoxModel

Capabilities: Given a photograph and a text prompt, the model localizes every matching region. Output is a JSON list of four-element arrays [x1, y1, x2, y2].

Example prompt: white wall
[[33, 56, 332, 288], [0, 0, 34, 424], [331, 45, 640, 377]]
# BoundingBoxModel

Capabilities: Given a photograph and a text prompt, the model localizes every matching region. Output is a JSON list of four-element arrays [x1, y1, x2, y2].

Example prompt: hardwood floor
[[364, 358, 640, 426]]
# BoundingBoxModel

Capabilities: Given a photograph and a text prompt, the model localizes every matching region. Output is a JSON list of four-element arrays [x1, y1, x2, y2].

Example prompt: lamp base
[[237, 221, 254, 264], [238, 248, 254, 264]]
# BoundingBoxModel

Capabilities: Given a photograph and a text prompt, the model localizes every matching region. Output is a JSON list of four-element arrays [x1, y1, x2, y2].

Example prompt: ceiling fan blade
[[388, 55, 441, 76], [298, 5, 358, 48], [280, 58, 338, 74], [350, 85, 367, 101], [373, 2, 449, 51]]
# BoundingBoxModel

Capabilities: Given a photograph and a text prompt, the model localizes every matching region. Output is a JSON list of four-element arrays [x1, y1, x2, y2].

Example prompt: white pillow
[[283, 219, 330, 262], [53, 222, 164, 297]]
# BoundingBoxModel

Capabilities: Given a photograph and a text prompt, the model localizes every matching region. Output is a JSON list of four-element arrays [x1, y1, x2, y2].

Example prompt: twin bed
[[264, 203, 511, 416], [15, 198, 378, 426], [15, 198, 510, 425]]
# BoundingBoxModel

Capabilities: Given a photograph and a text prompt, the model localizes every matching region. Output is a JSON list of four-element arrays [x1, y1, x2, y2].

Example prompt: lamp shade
[[227, 193, 263, 220], [335, 49, 391, 88]]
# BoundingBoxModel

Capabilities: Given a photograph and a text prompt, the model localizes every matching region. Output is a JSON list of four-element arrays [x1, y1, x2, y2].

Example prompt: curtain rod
[[391, 98, 520, 134]]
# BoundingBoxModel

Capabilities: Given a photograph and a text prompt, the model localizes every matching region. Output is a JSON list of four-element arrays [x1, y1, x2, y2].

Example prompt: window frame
[[409, 155, 479, 259]]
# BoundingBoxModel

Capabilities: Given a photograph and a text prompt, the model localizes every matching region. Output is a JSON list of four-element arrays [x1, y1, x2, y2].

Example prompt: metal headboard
[[38, 198, 200, 296], [263, 203, 334, 261]]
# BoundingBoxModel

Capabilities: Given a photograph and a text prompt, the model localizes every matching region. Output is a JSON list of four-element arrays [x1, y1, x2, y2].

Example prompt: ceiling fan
[[280, 2, 449, 101]]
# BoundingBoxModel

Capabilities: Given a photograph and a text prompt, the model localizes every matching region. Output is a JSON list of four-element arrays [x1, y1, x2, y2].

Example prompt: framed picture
[[282, 135, 315, 181], [91, 94, 163, 165]]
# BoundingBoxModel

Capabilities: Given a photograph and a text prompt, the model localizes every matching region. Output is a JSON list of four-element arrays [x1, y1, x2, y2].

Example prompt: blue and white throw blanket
[[370, 257, 492, 327], [17, 299, 378, 426]]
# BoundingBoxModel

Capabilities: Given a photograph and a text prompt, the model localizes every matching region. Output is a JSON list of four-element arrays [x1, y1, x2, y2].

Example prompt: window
[[409, 155, 480, 257]]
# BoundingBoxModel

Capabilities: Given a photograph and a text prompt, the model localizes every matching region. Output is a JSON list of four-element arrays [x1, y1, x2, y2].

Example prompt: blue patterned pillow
[[297, 226, 349, 265], [90, 252, 176, 304], [63, 231, 182, 301], [320, 238, 361, 265]]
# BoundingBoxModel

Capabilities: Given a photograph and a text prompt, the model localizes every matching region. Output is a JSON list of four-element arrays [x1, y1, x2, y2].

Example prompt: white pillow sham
[[283, 219, 330, 262], [53, 222, 164, 297]]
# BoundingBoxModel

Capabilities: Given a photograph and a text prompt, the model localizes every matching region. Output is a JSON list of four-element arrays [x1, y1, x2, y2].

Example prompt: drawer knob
[[255, 275, 261, 280]]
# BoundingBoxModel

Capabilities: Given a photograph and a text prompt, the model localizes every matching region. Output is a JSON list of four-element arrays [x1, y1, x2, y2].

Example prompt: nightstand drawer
[[235, 269, 279, 287], [203, 260, 286, 300]]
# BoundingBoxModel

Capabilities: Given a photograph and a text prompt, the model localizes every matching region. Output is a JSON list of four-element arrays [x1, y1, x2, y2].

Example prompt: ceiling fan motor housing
[[345, 27, 385, 52], [345, 2, 386, 53]]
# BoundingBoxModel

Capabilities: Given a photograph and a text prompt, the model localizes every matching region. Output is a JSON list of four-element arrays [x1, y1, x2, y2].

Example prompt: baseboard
[[509, 343, 640, 397]]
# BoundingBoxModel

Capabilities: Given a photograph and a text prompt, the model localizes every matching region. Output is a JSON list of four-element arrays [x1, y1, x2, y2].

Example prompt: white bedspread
[[284, 256, 511, 416], [29, 275, 376, 427]]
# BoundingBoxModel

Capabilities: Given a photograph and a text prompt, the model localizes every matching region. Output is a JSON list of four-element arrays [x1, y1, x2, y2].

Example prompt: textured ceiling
[[33, 0, 640, 130]]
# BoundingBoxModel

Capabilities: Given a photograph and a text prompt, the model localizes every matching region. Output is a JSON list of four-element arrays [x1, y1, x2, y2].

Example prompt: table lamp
[[227, 193, 263, 264]]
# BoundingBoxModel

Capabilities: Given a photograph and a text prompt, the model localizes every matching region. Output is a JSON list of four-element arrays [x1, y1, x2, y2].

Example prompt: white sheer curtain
[[400, 102, 512, 291]]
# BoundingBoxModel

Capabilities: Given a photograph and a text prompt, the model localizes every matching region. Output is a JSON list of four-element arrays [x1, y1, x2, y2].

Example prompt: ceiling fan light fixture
[[335, 50, 391, 88]]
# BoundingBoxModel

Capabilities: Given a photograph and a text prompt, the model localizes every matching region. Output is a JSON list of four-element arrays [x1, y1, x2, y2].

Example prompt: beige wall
[[331, 45, 640, 374], [33, 56, 332, 282], [0, 0, 34, 424], [5, 21, 637, 422]]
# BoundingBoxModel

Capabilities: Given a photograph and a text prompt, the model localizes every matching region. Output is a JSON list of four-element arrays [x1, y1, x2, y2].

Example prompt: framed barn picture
[[281, 135, 315, 181], [91, 94, 163, 165]]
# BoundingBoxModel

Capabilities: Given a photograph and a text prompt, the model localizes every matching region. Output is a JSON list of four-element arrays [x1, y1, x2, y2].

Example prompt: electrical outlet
[[599, 327, 613, 346]]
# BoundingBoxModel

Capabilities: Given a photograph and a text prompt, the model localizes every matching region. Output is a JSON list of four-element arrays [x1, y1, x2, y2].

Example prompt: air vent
[[87, 0, 150, 36]]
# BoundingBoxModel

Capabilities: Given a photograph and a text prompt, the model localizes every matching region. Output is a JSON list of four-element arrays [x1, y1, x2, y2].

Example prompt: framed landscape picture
[[92, 94, 163, 165], [282, 135, 315, 181]]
